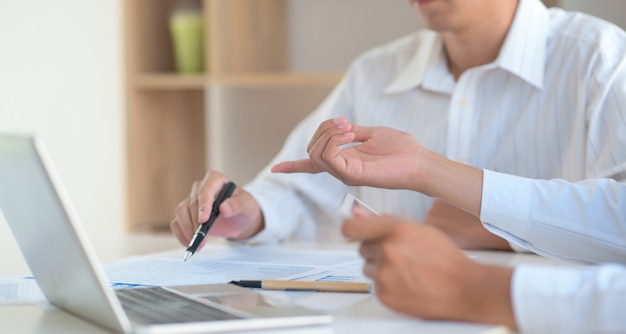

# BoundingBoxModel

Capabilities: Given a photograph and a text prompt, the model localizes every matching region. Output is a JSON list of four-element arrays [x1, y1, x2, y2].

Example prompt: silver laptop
[[0, 133, 332, 333]]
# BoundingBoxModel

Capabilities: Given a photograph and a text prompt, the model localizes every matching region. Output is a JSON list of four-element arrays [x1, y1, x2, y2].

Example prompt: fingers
[[272, 117, 356, 176], [188, 181, 200, 224], [307, 125, 356, 179], [170, 216, 189, 246], [172, 185, 197, 239], [308, 119, 353, 158], [352, 205, 376, 218], [171, 171, 231, 247], [342, 216, 402, 282], [272, 128, 354, 175], [341, 215, 398, 241], [197, 172, 231, 223], [271, 159, 323, 174], [306, 117, 350, 154], [171, 177, 205, 246], [171, 169, 267, 247], [362, 260, 379, 280], [349, 124, 374, 143]]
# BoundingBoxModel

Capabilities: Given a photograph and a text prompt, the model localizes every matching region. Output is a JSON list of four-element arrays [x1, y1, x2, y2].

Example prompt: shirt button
[[459, 98, 468, 106]]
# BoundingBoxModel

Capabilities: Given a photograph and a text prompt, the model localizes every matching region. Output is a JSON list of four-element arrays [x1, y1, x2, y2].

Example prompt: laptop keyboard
[[115, 287, 242, 325]]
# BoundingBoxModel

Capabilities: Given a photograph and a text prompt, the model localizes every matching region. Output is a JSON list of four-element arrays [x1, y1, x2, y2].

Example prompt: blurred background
[[0, 0, 625, 275]]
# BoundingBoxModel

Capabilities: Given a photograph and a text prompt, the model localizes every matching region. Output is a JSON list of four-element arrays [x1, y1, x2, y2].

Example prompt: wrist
[[410, 145, 438, 194], [415, 150, 484, 216]]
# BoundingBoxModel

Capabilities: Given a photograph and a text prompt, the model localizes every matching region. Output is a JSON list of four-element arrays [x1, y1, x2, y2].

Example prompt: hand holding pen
[[183, 181, 236, 261]]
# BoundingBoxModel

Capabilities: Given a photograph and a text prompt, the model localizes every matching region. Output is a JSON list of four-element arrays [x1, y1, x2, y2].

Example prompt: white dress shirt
[[513, 264, 626, 333], [481, 170, 626, 332], [245, 0, 626, 244]]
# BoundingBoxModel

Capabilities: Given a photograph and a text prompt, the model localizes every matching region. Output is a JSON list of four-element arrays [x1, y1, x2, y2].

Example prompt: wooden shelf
[[134, 72, 343, 90], [211, 73, 343, 87], [124, 0, 339, 232], [133, 74, 207, 90]]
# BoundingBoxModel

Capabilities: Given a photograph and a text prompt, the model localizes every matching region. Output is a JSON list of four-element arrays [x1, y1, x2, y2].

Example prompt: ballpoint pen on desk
[[183, 181, 236, 261], [229, 280, 371, 293]]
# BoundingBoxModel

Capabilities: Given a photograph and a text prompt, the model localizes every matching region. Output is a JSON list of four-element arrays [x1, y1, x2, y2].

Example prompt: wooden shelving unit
[[133, 72, 342, 90], [123, 0, 340, 232]]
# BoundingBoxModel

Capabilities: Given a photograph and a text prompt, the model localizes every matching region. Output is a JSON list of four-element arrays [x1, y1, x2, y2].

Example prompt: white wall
[[0, 0, 123, 275], [288, 0, 420, 72], [560, 0, 626, 30]]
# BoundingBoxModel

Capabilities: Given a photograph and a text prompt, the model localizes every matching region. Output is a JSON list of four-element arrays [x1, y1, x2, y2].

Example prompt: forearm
[[415, 149, 484, 217]]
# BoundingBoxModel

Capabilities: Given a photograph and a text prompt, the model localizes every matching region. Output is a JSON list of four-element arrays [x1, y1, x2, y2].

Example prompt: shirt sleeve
[[512, 263, 626, 333], [480, 170, 626, 264]]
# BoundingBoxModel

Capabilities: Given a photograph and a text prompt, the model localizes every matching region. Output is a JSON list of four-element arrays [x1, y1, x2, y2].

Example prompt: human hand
[[170, 171, 265, 248], [273, 117, 484, 216], [423, 200, 511, 250], [272, 117, 431, 190], [342, 209, 516, 327]]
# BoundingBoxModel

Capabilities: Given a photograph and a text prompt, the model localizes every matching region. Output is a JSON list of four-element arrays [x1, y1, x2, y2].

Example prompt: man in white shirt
[[273, 118, 626, 332], [170, 0, 626, 248]]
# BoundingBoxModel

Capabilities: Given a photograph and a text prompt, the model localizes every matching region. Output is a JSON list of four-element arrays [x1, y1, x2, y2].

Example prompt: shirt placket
[[446, 73, 476, 165]]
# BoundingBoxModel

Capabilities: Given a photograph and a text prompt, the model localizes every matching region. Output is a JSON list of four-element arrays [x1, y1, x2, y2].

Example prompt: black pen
[[183, 181, 236, 261], [229, 280, 370, 293]]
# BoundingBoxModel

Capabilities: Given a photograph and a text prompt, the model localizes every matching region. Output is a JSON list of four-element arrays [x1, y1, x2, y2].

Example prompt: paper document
[[105, 244, 368, 286], [1, 244, 370, 303]]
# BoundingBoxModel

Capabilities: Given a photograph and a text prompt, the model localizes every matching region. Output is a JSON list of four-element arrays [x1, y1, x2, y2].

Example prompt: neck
[[443, 1, 519, 80]]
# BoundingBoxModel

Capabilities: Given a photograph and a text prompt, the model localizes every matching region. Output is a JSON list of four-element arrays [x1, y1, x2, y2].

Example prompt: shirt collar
[[495, 0, 548, 89], [385, 0, 549, 94], [384, 31, 442, 95]]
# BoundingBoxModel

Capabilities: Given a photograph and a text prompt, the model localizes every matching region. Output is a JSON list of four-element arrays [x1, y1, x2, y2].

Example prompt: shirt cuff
[[480, 170, 532, 247]]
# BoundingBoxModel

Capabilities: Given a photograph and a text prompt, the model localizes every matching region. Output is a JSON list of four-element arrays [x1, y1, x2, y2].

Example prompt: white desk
[[0, 233, 569, 334]]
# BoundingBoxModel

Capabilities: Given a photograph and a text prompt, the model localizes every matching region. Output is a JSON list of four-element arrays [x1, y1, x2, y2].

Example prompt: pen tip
[[183, 251, 193, 261]]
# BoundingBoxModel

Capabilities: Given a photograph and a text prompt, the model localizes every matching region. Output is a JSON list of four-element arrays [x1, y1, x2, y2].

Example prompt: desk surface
[[0, 233, 567, 334]]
